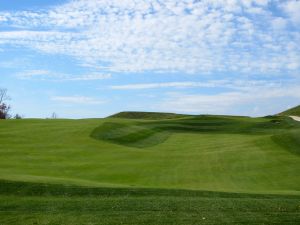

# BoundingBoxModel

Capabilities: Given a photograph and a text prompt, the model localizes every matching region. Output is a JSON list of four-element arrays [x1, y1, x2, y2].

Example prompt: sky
[[0, 0, 300, 118]]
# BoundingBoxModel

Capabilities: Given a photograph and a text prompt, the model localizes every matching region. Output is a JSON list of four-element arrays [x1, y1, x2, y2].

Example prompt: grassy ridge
[[90, 121, 171, 148], [272, 131, 300, 155], [1, 180, 300, 225], [278, 105, 300, 116], [108, 111, 190, 120], [91, 115, 299, 148]]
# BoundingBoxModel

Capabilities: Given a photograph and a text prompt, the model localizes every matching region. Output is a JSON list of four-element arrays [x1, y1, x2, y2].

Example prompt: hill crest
[[108, 111, 190, 120], [278, 105, 300, 116]]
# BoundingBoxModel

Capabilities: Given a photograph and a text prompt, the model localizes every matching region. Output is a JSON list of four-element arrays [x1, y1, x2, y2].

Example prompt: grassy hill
[[92, 115, 299, 148], [108, 111, 190, 120], [0, 114, 300, 224], [278, 105, 300, 116]]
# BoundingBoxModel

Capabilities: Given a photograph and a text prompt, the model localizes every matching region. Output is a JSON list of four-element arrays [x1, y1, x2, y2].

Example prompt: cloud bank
[[0, 0, 299, 74]]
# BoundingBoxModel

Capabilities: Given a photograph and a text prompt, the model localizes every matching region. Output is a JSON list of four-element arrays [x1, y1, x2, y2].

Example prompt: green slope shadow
[[108, 111, 191, 120], [90, 122, 171, 148], [271, 131, 300, 156], [1, 179, 299, 198]]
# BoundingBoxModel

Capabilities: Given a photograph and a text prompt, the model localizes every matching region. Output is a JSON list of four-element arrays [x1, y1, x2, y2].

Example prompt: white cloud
[[271, 17, 287, 30], [65, 73, 111, 81], [14, 70, 111, 81], [109, 79, 300, 116], [253, 0, 270, 6], [111, 81, 219, 90], [0, 0, 299, 74], [110, 79, 288, 91], [160, 92, 248, 114], [51, 96, 105, 105], [282, 0, 300, 24], [158, 84, 300, 115], [15, 70, 52, 80]]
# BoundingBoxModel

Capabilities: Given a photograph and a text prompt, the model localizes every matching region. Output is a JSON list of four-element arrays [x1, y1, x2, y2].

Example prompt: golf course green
[[0, 107, 300, 224]]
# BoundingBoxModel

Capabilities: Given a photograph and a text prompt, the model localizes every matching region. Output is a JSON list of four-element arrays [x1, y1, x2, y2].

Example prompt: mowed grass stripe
[[0, 180, 300, 225]]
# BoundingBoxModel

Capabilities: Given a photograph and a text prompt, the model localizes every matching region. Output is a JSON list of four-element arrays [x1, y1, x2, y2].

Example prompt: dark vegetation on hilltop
[[0, 88, 23, 119], [278, 105, 300, 116], [110, 105, 300, 120], [0, 88, 11, 119], [108, 111, 190, 120]]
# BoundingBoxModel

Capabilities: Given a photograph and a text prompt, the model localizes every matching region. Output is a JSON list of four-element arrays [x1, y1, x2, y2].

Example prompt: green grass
[[272, 131, 300, 155], [1, 114, 300, 224], [108, 111, 190, 120], [91, 115, 299, 148], [1, 180, 300, 225], [278, 105, 300, 116]]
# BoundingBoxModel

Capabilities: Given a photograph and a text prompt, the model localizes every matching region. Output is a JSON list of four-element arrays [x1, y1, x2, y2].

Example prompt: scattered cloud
[[0, 0, 299, 74], [15, 70, 111, 81], [271, 17, 287, 30], [110, 79, 290, 91], [111, 82, 218, 90], [51, 96, 106, 105], [110, 78, 300, 116], [158, 83, 300, 115], [64, 73, 111, 81], [281, 0, 300, 24], [15, 70, 52, 80], [1, 0, 299, 118]]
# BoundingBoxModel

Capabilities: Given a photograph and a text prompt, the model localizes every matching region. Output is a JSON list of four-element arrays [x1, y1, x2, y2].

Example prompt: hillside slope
[[1, 115, 300, 194], [278, 105, 300, 116], [92, 115, 300, 148], [1, 115, 300, 224]]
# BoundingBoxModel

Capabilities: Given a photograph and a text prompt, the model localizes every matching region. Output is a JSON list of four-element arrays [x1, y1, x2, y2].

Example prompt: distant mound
[[278, 105, 300, 116], [108, 111, 189, 120], [92, 115, 300, 148], [272, 131, 300, 155]]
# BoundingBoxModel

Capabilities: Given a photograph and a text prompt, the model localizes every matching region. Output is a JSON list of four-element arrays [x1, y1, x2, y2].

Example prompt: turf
[[1, 180, 300, 225], [108, 111, 190, 120], [278, 105, 300, 116], [0, 114, 300, 224], [272, 131, 300, 155], [91, 115, 299, 148]]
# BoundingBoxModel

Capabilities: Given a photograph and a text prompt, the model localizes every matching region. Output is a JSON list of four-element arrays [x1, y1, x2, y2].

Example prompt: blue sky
[[0, 0, 300, 118]]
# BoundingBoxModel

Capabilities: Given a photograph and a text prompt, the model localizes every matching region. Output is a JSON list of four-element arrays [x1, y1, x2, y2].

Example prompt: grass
[[91, 115, 299, 148], [108, 111, 190, 120], [1, 180, 300, 225], [272, 131, 300, 155], [0, 113, 300, 224], [278, 105, 300, 116]]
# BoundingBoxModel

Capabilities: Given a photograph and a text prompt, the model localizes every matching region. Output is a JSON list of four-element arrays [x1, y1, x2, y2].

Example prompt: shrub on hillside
[[0, 103, 10, 119]]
